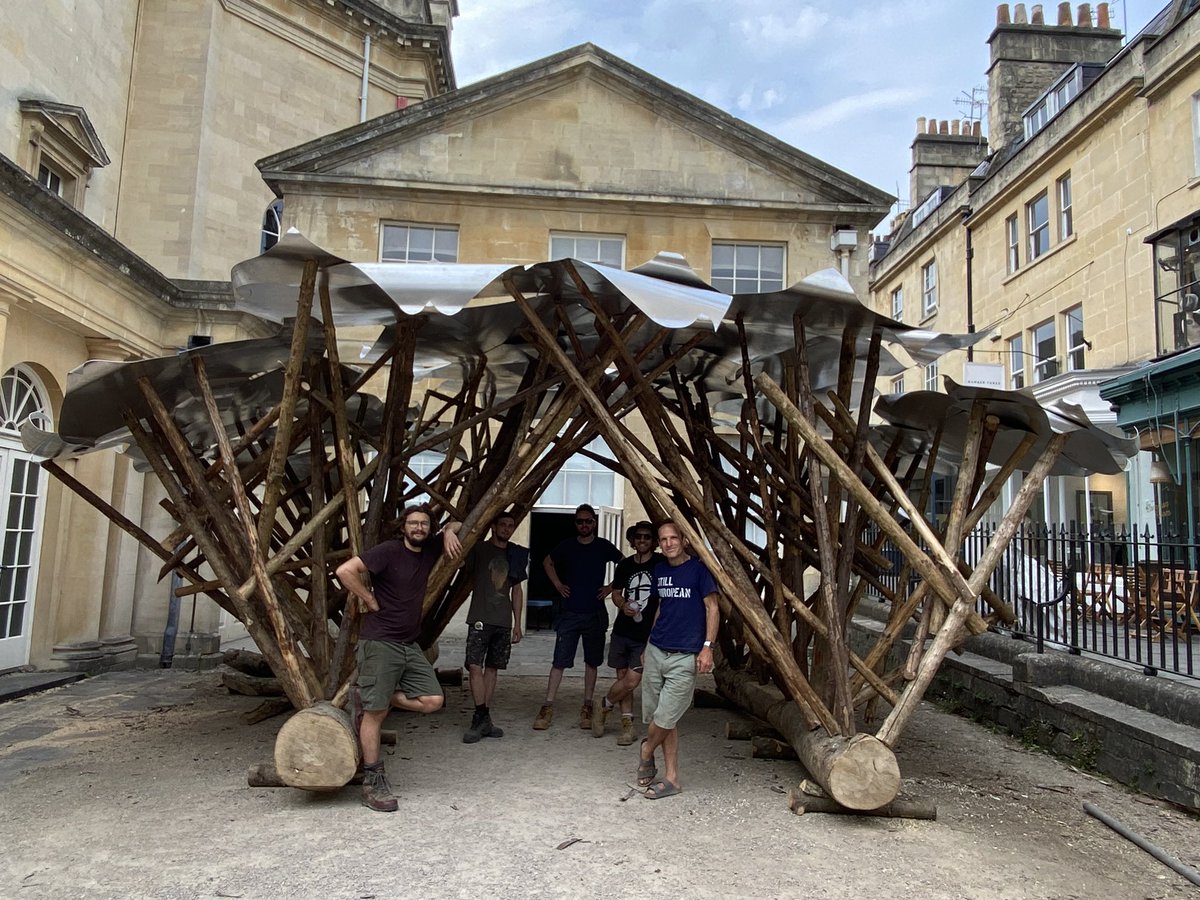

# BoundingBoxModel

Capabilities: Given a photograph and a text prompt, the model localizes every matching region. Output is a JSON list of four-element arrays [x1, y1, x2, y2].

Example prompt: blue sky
[[451, 0, 1166, 221]]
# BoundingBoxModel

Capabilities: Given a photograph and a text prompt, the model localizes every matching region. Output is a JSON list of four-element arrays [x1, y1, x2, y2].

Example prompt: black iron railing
[[870, 524, 1198, 680]]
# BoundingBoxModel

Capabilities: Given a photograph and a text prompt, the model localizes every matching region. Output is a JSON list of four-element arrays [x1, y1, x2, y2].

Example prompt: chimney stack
[[988, 2, 1123, 151], [909, 115, 988, 213]]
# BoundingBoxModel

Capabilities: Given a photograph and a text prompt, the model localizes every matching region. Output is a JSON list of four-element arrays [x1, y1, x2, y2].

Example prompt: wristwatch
[[702, 640, 713, 648]]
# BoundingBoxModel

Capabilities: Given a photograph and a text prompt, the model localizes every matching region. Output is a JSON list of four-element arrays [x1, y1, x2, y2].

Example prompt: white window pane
[[598, 239, 623, 267], [760, 246, 784, 284], [434, 229, 457, 262], [565, 472, 591, 503], [591, 478, 614, 507], [550, 237, 570, 258], [712, 243, 734, 276]]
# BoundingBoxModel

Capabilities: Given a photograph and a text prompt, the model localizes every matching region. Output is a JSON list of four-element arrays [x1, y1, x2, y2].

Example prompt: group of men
[[335, 502, 719, 812]]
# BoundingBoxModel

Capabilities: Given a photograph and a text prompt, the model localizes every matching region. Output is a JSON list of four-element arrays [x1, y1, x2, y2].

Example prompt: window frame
[[890, 375, 905, 396], [380, 222, 459, 264], [1006, 214, 1020, 274], [1064, 305, 1086, 371], [549, 232, 626, 268], [711, 241, 786, 294], [921, 259, 938, 317], [1026, 191, 1051, 261], [890, 286, 903, 322], [1031, 318, 1059, 383], [1008, 335, 1026, 390], [924, 360, 939, 392], [1057, 173, 1073, 240]]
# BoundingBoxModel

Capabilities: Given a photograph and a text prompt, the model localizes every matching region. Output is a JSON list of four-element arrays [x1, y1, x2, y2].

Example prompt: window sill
[[1188, 176, 1200, 191], [1002, 233, 1078, 286], [919, 309, 938, 325]]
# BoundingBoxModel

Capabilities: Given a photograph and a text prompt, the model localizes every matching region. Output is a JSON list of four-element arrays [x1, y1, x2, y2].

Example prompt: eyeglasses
[[575, 518, 596, 524]]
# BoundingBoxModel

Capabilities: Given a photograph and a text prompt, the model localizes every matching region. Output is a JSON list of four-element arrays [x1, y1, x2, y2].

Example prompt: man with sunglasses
[[592, 521, 660, 745], [533, 503, 621, 730]]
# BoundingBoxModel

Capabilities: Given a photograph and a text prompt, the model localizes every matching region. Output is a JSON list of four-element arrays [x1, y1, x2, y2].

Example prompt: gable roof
[[257, 43, 893, 213], [19, 99, 110, 167]]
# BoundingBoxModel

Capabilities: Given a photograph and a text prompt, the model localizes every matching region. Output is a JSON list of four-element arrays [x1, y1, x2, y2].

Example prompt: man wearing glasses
[[533, 503, 622, 730], [592, 521, 660, 745]]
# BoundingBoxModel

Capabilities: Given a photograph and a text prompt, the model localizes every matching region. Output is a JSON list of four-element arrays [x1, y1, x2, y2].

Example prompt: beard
[[406, 531, 429, 548]]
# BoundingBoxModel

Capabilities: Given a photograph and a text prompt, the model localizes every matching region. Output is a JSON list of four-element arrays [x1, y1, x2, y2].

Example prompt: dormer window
[[1022, 64, 1102, 140], [18, 100, 109, 209]]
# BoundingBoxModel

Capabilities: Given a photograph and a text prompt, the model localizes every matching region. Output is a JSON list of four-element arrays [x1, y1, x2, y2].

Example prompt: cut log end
[[273, 700, 359, 791], [825, 733, 902, 811]]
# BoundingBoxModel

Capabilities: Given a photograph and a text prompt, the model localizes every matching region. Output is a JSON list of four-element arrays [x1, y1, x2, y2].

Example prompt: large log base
[[273, 701, 359, 790]]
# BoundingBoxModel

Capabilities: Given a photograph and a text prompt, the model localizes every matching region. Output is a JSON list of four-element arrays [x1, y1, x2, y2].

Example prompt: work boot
[[463, 711, 485, 744], [361, 764, 398, 812], [579, 702, 593, 730], [532, 703, 554, 730], [591, 701, 610, 737], [618, 716, 635, 746], [481, 711, 504, 739]]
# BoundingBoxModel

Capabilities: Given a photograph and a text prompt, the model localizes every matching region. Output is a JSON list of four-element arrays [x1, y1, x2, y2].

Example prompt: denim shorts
[[607, 633, 646, 670], [552, 610, 607, 669], [464, 623, 512, 670]]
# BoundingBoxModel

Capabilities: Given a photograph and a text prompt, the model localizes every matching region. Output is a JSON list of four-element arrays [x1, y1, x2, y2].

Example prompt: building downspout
[[964, 215, 975, 361], [359, 33, 372, 123]]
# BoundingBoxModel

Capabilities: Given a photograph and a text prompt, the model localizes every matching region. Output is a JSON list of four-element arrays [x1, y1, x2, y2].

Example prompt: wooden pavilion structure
[[24, 232, 1135, 809]]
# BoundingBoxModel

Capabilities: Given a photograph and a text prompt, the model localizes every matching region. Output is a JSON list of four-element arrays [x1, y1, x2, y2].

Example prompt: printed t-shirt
[[648, 555, 717, 654], [549, 537, 622, 616], [358, 538, 441, 643], [465, 541, 528, 627], [610, 553, 662, 643]]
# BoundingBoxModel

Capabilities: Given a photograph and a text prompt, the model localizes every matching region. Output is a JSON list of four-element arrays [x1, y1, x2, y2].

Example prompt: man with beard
[[336, 503, 462, 812], [592, 521, 660, 745], [461, 510, 528, 743], [533, 503, 621, 730]]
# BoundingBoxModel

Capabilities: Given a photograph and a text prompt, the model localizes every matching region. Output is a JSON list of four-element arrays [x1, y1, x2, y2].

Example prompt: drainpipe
[[159, 566, 183, 668], [964, 214, 975, 361], [359, 33, 372, 123]]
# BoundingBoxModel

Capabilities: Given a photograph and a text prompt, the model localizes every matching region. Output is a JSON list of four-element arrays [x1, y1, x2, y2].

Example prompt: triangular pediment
[[259, 45, 892, 212], [19, 99, 110, 167]]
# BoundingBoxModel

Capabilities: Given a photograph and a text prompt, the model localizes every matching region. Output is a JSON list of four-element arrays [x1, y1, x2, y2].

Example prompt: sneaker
[[463, 712, 485, 744], [591, 702, 609, 737], [361, 766, 398, 812], [579, 703, 593, 730], [481, 712, 504, 739], [533, 704, 554, 730], [618, 716, 635, 746]]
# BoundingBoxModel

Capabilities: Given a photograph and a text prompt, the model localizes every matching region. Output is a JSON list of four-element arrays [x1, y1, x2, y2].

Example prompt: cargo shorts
[[356, 639, 443, 711]]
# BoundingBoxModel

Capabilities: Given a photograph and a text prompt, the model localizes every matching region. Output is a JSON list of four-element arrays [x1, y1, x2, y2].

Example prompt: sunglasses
[[634, 534, 655, 541], [575, 518, 596, 524]]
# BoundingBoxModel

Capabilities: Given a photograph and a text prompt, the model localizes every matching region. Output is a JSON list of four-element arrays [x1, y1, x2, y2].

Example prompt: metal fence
[[873, 524, 1199, 680]]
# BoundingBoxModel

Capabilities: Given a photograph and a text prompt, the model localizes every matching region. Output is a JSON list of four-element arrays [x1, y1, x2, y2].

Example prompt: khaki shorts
[[356, 639, 443, 711], [641, 642, 696, 729]]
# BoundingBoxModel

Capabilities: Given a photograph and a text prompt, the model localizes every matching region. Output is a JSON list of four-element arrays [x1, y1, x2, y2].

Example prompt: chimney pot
[[1057, 1, 1072, 25], [917, 116, 927, 134], [1014, 3, 1028, 24], [939, 119, 949, 135], [972, 121, 982, 137], [928, 118, 938, 134], [1077, 3, 1092, 26], [997, 3, 1011, 24], [951, 120, 961, 135], [1096, 1, 1110, 28], [1031, 4, 1044, 24]]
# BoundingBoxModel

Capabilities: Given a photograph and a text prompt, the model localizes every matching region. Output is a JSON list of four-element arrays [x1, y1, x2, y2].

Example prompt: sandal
[[636, 738, 657, 787], [643, 778, 682, 800]]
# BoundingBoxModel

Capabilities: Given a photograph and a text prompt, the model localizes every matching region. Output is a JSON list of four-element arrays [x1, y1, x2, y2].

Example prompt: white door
[[0, 450, 46, 669], [0, 365, 51, 670], [598, 505, 623, 582]]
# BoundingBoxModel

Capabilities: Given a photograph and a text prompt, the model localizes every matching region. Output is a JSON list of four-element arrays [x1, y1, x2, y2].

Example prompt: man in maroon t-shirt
[[336, 504, 462, 811]]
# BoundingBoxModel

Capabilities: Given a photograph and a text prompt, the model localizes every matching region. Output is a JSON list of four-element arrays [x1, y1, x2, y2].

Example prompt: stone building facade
[[869, 1, 1200, 535], [0, 0, 454, 670]]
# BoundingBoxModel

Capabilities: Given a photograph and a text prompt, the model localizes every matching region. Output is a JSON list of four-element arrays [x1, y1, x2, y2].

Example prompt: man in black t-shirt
[[461, 511, 528, 744], [592, 521, 660, 745], [336, 503, 462, 812]]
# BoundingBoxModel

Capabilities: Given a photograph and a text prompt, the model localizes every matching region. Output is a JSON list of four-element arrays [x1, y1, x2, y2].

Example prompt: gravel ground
[[0, 651, 1197, 900]]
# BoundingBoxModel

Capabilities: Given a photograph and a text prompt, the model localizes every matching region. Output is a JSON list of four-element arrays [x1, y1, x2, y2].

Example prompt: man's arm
[[696, 591, 719, 674], [442, 521, 463, 559], [335, 556, 378, 613], [544, 554, 569, 597], [510, 582, 524, 643]]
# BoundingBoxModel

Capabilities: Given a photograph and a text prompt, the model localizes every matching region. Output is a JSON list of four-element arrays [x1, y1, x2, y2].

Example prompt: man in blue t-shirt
[[532, 503, 622, 731], [636, 519, 719, 800]]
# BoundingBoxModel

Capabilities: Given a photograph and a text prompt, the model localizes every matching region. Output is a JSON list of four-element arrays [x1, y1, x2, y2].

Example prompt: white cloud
[[734, 7, 829, 46], [780, 87, 929, 134]]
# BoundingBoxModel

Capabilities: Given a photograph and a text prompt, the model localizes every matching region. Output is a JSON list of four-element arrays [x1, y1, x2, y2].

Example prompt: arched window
[[261, 199, 284, 253], [0, 365, 51, 434]]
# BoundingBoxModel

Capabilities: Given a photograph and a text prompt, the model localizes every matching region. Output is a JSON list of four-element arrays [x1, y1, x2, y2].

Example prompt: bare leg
[[660, 726, 680, 786], [483, 667, 499, 705], [468, 664, 486, 706], [545, 666, 565, 702], [583, 664, 598, 704], [607, 668, 642, 714], [360, 708, 389, 766], [389, 691, 444, 714]]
